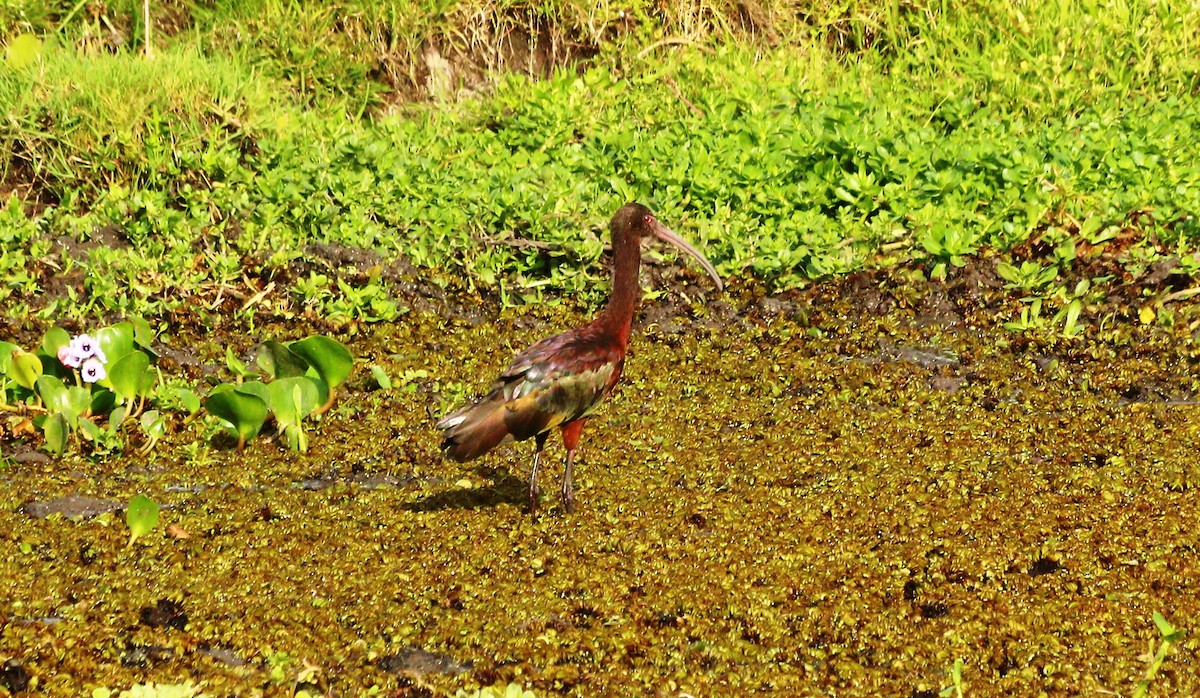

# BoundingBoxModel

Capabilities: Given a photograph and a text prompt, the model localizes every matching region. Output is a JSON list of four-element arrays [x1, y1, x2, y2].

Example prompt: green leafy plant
[[0, 319, 177, 456], [204, 336, 353, 451], [939, 657, 965, 697], [1130, 613, 1184, 698], [125, 494, 160, 546]]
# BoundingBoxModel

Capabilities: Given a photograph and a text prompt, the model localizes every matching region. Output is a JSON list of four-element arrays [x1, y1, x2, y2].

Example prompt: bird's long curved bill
[[652, 223, 724, 292]]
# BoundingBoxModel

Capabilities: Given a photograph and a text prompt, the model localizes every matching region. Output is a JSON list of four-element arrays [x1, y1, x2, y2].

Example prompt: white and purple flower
[[81, 357, 107, 383], [59, 333, 107, 376]]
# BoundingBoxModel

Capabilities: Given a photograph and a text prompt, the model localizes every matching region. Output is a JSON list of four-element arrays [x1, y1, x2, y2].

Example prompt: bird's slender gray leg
[[529, 432, 548, 511], [562, 447, 577, 513]]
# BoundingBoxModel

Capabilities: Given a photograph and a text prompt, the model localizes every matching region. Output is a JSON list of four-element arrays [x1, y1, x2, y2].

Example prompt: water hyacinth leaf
[[130, 315, 155, 350], [205, 390, 269, 448], [0, 340, 18, 375], [108, 351, 151, 402], [35, 375, 70, 414], [257, 341, 309, 380], [234, 380, 270, 403], [266, 377, 323, 428], [96, 323, 135, 364], [126, 494, 160, 546], [66, 386, 91, 418], [91, 388, 116, 416], [41, 327, 70, 359], [12, 350, 42, 390], [173, 387, 201, 415], [42, 412, 68, 455], [78, 417, 102, 442], [109, 404, 128, 431], [141, 410, 166, 438], [289, 336, 354, 389]]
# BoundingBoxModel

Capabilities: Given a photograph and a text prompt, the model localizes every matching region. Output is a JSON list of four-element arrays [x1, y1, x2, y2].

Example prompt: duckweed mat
[[2, 276, 1199, 696]]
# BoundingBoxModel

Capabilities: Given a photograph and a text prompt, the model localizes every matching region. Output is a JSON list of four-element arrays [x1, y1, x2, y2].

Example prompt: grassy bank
[[2, 2, 1199, 332]]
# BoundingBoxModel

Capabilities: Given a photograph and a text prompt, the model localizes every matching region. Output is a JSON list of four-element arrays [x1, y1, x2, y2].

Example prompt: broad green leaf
[[65, 386, 91, 418], [34, 375, 70, 414], [42, 412, 68, 455], [257, 341, 309, 379], [12, 350, 42, 390], [234, 380, 270, 403], [109, 351, 151, 402], [266, 377, 322, 427], [95, 323, 135, 364], [5, 33, 42, 68], [289, 336, 353, 388], [126, 494, 160, 545], [41, 327, 70, 360], [173, 387, 201, 414], [205, 390, 269, 444], [0, 341, 20, 375]]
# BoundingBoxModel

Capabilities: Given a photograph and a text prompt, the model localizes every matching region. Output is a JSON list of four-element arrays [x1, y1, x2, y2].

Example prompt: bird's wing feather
[[497, 331, 621, 440], [439, 329, 623, 461]]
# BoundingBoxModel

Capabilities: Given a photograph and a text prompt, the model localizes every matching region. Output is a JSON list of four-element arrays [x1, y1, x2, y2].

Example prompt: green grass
[[1, 0, 1199, 326]]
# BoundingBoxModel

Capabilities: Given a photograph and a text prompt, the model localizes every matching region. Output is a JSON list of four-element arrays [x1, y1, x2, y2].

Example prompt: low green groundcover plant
[[205, 335, 354, 452], [0, 318, 176, 455], [2, 322, 353, 456]]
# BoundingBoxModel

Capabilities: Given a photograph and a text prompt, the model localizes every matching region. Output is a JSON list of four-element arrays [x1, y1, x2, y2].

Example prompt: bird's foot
[[561, 484, 575, 514]]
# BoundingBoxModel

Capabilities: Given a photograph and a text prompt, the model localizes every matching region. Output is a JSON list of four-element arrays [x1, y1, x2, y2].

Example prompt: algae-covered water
[[2, 276, 1199, 696]]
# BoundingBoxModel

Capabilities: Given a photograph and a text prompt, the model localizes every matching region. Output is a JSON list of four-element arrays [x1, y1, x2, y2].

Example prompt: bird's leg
[[560, 419, 587, 513], [528, 432, 549, 512]]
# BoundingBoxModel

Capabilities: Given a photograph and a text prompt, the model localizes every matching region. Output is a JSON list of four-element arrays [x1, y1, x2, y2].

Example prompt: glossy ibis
[[438, 203, 722, 512]]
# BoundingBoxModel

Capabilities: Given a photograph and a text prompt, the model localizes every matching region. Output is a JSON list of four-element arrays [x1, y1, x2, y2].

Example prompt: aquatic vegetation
[[1, 320, 160, 455], [204, 335, 354, 452], [125, 494, 161, 547]]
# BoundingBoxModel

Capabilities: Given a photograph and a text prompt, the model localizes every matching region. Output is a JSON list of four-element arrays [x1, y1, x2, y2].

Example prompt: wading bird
[[438, 203, 723, 512]]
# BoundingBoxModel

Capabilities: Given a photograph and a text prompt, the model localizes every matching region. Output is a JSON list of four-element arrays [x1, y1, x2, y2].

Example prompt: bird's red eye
[[643, 214, 654, 224]]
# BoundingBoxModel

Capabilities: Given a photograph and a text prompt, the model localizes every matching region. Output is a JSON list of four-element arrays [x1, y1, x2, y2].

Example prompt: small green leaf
[[95, 323, 135, 365], [126, 494, 160, 545], [173, 387, 201, 414], [130, 315, 155, 349], [205, 389, 269, 447], [42, 412, 68, 455], [140, 410, 166, 439], [108, 351, 151, 402], [257, 341, 309, 379], [41, 327, 70, 360], [12, 350, 42, 390], [370, 365, 392, 389], [289, 336, 353, 389], [5, 33, 43, 68]]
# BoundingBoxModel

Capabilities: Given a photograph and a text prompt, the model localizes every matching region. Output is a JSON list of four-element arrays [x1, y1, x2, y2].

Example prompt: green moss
[[2, 286, 1199, 695]]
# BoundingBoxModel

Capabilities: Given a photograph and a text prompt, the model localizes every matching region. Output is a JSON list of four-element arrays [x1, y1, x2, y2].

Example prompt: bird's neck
[[595, 238, 641, 349]]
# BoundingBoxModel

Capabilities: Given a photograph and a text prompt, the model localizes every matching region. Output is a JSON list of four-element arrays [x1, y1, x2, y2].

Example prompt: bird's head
[[612, 203, 723, 291]]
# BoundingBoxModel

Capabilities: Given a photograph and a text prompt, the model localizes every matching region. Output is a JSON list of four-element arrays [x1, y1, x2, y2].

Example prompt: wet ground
[[2, 269, 1200, 696]]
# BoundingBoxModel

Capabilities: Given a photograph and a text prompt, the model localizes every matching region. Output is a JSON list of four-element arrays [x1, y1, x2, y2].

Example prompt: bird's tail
[[438, 397, 512, 462]]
